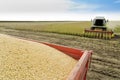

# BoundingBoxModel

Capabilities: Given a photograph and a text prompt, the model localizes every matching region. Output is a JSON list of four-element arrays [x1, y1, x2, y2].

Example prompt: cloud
[[115, 0, 120, 3], [0, 0, 72, 13], [0, 0, 101, 13], [0, 12, 120, 21], [0, 0, 119, 20]]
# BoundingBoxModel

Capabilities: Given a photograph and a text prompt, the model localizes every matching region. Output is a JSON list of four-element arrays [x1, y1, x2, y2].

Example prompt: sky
[[0, 0, 120, 21]]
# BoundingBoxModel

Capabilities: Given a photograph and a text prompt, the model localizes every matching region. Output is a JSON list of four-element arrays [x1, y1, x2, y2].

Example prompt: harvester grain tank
[[84, 17, 114, 39]]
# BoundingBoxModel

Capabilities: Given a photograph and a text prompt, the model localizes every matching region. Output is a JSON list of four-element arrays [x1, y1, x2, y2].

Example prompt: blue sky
[[0, 0, 120, 20], [70, 0, 120, 12]]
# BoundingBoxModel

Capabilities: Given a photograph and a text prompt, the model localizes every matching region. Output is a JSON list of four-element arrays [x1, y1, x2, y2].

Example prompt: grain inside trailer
[[0, 34, 92, 80]]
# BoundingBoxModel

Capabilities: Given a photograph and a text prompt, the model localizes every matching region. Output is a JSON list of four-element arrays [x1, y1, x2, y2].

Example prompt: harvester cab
[[84, 17, 114, 39], [91, 17, 107, 31]]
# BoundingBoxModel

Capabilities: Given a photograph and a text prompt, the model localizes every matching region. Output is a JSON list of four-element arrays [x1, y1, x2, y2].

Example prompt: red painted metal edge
[[42, 42, 84, 60], [67, 51, 92, 80]]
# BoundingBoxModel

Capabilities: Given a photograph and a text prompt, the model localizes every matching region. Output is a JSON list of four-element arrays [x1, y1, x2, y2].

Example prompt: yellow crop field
[[0, 21, 91, 35], [0, 21, 119, 36], [114, 26, 120, 33]]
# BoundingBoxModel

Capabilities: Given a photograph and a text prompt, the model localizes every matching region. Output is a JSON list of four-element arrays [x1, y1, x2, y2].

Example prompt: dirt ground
[[0, 28, 120, 80]]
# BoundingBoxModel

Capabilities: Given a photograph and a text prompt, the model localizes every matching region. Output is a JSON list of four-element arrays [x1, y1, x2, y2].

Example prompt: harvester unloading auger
[[84, 17, 114, 39]]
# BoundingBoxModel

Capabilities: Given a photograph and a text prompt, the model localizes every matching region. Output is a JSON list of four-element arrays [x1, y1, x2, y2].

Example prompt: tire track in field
[[90, 55, 120, 79], [92, 59, 120, 69], [91, 59, 120, 79], [91, 63, 120, 79]]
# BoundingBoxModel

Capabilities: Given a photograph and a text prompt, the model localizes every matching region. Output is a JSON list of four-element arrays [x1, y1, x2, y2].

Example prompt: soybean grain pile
[[0, 34, 77, 80]]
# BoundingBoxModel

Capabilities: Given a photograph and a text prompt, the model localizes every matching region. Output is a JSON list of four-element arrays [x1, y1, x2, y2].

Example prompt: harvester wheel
[[102, 28, 107, 31], [91, 27, 95, 30]]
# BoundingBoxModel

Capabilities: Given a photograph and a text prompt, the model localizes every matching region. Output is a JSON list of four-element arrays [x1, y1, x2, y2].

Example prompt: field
[[0, 21, 91, 35], [0, 21, 120, 80]]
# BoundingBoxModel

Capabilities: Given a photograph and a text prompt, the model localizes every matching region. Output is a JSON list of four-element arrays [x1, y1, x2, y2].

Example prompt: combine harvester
[[84, 17, 114, 39]]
